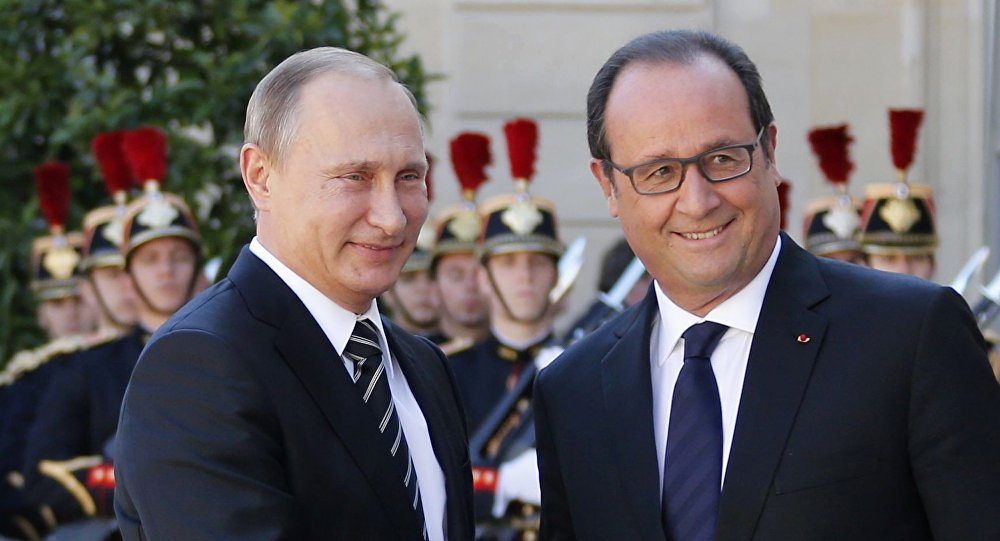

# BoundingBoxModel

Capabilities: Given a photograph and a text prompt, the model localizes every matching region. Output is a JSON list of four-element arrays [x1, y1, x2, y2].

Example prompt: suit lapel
[[600, 290, 667, 541], [229, 248, 424, 536], [717, 235, 830, 540]]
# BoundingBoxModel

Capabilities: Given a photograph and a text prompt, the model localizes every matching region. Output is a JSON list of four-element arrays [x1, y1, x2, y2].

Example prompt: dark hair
[[598, 237, 640, 293], [586, 29, 774, 176]]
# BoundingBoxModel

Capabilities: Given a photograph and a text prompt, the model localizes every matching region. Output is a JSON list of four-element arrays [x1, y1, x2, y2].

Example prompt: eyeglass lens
[[632, 146, 752, 193]]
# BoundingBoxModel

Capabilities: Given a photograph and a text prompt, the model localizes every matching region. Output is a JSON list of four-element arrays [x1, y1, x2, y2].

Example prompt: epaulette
[[0, 327, 123, 386], [440, 336, 475, 357], [79, 326, 126, 349]]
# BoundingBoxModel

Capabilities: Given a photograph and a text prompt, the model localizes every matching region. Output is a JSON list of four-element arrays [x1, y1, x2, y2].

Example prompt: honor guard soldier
[[22, 126, 202, 532], [382, 222, 442, 341], [30, 162, 92, 340], [859, 109, 938, 279], [382, 155, 444, 341], [447, 119, 563, 537], [448, 119, 562, 434], [0, 161, 96, 541], [803, 124, 865, 265], [78, 130, 139, 334], [432, 132, 493, 352], [563, 236, 652, 345]]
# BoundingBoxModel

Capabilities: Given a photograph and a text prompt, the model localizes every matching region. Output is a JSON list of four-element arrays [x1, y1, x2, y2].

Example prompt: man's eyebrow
[[401, 160, 429, 173], [321, 159, 428, 176], [636, 136, 750, 162], [323, 161, 377, 174]]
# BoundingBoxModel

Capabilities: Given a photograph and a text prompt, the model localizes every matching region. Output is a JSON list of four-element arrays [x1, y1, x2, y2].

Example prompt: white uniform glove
[[492, 449, 541, 518]]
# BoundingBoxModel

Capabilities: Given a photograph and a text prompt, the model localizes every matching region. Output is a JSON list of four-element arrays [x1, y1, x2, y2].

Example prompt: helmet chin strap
[[86, 272, 132, 329], [484, 265, 551, 325], [128, 259, 200, 318]]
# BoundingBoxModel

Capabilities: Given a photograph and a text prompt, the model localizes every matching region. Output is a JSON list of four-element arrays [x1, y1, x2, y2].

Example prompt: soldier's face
[[435, 253, 488, 327], [592, 56, 781, 315], [245, 73, 428, 314], [386, 270, 440, 328], [128, 237, 198, 316], [83, 266, 137, 327], [37, 296, 88, 339], [867, 253, 934, 280], [480, 251, 557, 323]]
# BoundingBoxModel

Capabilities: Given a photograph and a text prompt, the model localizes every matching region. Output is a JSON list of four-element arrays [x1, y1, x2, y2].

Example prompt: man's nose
[[368, 183, 407, 236], [673, 164, 721, 218]]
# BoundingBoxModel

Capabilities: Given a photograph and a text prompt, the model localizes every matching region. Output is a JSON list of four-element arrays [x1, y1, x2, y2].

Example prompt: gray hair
[[244, 46, 420, 170]]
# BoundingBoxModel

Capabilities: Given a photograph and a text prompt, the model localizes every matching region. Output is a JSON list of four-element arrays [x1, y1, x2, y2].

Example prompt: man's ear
[[591, 159, 620, 218], [241, 144, 272, 212], [766, 122, 778, 165]]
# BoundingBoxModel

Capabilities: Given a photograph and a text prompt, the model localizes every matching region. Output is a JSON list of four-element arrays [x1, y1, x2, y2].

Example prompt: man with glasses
[[533, 29, 1000, 541]]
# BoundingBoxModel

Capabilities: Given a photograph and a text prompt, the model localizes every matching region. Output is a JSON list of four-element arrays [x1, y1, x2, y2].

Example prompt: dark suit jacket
[[114, 247, 474, 540], [534, 235, 1000, 541]]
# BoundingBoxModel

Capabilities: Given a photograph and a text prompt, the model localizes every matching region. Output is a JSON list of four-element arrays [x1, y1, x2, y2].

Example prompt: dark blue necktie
[[662, 321, 728, 541]]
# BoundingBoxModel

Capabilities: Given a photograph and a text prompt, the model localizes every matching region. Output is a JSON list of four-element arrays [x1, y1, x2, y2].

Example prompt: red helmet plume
[[34, 161, 71, 230]]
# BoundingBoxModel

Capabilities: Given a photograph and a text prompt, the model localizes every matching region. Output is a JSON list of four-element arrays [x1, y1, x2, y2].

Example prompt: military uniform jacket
[[448, 332, 552, 434], [0, 335, 96, 538], [534, 234, 1000, 541], [22, 327, 145, 522]]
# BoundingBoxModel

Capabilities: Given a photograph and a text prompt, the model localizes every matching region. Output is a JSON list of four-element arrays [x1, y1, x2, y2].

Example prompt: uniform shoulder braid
[[0, 326, 126, 386], [440, 336, 476, 357], [1, 332, 93, 387]]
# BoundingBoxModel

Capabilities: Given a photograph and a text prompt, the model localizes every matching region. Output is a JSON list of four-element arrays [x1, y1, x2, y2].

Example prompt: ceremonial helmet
[[858, 109, 938, 256], [81, 130, 134, 272], [430, 131, 491, 270], [31, 161, 84, 301], [802, 124, 863, 257], [478, 118, 563, 261], [118, 127, 201, 262]]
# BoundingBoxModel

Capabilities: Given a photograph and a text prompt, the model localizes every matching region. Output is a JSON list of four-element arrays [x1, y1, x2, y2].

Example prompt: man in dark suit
[[534, 29, 1000, 541], [114, 47, 474, 540]]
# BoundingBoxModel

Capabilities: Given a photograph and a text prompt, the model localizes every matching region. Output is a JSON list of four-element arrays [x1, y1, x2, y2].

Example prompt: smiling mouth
[[356, 242, 399, 251], [679, 223, 727, 240]]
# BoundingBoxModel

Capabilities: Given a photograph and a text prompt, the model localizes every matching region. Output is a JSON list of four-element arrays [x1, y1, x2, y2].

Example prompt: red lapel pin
[[797, 334, 811, 344]]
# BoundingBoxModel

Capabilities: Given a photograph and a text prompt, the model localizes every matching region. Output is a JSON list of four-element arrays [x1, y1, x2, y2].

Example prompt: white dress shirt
[[650, 236, 782, 489], [250, 238, 448, 541]]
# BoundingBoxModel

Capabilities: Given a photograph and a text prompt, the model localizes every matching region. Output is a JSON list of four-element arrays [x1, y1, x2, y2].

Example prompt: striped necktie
[[346, 318, 427, 540], [662, 321, 728, 541]]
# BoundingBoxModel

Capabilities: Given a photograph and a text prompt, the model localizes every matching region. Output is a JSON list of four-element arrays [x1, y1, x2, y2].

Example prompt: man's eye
[[646, 163, 676, 179]]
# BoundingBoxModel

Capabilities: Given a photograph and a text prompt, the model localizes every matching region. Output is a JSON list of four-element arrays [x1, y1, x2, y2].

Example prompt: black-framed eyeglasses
[[605, 126, 766, 195]]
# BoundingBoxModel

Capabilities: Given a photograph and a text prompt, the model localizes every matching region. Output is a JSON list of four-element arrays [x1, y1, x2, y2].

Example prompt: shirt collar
[[249, 237, 393, 376], [489, 330, 555, 364], [653, 235, 782, 366]]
